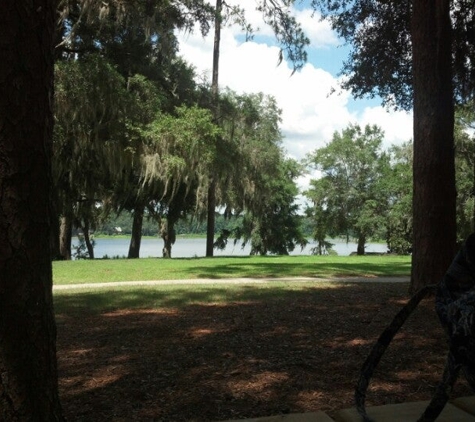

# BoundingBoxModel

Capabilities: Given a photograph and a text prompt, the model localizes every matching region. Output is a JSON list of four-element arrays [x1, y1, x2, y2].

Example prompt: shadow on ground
[[55, 282, 471, 422], [179, 257, 411, 279]]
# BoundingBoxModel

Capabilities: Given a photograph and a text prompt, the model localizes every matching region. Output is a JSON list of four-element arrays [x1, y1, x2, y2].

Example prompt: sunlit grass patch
[[53, 255, 411, 285]]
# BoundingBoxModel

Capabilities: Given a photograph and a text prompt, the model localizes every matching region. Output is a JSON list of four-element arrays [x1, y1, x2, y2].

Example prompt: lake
[[73, 237, 388, 258]]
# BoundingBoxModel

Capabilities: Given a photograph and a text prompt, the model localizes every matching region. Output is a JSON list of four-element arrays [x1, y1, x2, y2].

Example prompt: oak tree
[[306, 124, 390, 255]]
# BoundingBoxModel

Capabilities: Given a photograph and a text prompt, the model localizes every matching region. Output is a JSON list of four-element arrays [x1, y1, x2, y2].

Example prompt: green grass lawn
[[53, 254, 411, 285], [53, 280, 346, 314]]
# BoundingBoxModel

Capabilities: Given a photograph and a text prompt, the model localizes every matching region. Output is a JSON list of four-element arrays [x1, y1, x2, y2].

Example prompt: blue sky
[[176, 0, 413, 191]]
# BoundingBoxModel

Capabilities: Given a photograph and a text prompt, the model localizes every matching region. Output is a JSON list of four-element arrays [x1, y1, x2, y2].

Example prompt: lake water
[[73, 237, 388, 258]]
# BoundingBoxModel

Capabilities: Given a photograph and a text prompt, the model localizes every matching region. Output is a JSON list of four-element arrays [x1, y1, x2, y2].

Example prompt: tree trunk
[[206, 0, 222, 257], [206, 181, 217, 257], [128, 205, 144, 258], [50, 188, 62, 259], [59, 215, 72, 260], [51, 213, 61, 260], [82, 219, 95, 259], [161, 219, 177, 258], [0, 1, 64, 419], [357, 235, 366, 255], [411, 0, 456, 292]]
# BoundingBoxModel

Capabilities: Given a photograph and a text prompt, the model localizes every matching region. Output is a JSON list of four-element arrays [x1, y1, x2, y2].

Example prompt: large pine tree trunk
[[128, 205, 144, 258], [411, 0, 456, 292], [0, 1, 64, 419]]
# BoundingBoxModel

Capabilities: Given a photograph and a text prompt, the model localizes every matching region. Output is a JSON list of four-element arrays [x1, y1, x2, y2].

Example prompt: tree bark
[[0, 0, 64, 419], [128, 205, 144, 258], [206, 181, 217, 257], [51, 213, 61, 260], [82, 219, 95, 259], [206, 0, 222, 257], [411, 0, 456, 292], [161, 219, 176, 258], [59, 215, 72, 260], [357, 234, 366, 255], [50, 187, 62, 259]]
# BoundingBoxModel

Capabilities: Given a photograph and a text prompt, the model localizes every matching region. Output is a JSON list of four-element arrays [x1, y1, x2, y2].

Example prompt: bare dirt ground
[[56, 281, 472, 421]]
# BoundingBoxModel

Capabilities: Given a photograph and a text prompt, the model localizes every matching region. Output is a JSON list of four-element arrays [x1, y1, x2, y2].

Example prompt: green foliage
[[255, 0, 310, 72], [384, 142, 413, 254], [54, 0, 211, 239], [52, 1, 315, 260], [221, 158, 308, 255], [72, 235, 96, 260], [302, 110, 474, 255], [53, 54, 133, 232], [310, 0, 475, 109], [184, 88, 297, 255], [96, 211, 243, 237], [57, 0, 214, 66], [305, 124, 390, 254], [215, 90, 285, 214], [143, 105, 223, 207], [454, 104, 475, 242], [304, 178, 335, 255]]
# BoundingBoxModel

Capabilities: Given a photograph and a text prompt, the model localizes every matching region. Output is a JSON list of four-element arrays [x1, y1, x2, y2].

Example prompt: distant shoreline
[[71, 236, 389, 259]]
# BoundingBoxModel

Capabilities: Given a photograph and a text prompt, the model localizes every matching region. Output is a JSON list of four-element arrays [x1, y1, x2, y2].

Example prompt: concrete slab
[[224, 411, 335, 422], [333, 401, 475, 421], [452, 396, 475, 416]]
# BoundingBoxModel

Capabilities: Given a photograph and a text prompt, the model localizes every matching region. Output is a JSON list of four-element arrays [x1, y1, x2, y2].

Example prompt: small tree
[[384, 142, 413, 254], [304, 177, 335, 255], [306, 124, 390, 255], [232, 158, 308, 255]]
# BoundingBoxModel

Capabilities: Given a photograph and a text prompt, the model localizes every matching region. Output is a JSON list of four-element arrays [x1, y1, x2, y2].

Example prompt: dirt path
[[53, 276, 410, 290]]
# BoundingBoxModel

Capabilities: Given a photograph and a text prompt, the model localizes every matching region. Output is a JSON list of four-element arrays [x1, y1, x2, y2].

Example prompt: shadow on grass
[[55, 282, 471, 421], [182, 257, 412, 279], [53, 255, 412, 285], [54, 282, 345, 314]]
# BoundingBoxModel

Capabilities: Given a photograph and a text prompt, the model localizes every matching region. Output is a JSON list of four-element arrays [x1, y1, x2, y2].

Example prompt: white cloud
[[359, 106, 413, 149], [295, 8, 340, 49], [220, 0, 339, 49]]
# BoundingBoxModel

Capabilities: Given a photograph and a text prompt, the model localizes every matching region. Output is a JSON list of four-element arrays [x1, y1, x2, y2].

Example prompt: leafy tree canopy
[[305, 123, 390, 254], [310, 0, 475, 109]]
